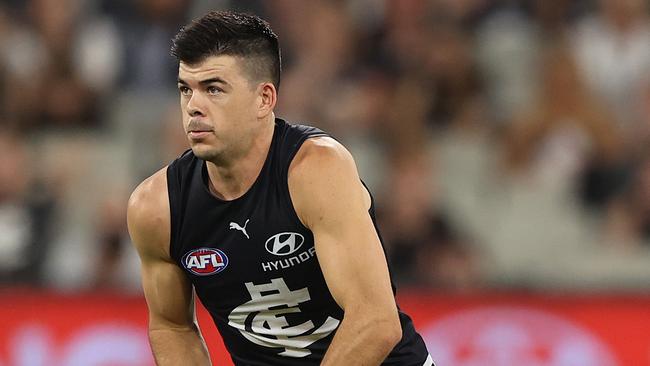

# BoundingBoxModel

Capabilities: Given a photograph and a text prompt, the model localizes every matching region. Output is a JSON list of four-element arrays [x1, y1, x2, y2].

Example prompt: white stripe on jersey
[[423, 354, 435, 366]]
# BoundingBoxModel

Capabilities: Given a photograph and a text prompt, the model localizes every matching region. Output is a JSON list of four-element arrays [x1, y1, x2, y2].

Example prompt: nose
[[186, 92, 206, 117]]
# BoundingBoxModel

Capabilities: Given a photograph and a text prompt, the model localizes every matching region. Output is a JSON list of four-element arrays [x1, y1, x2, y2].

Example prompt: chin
[[190, 144, 221, 161]]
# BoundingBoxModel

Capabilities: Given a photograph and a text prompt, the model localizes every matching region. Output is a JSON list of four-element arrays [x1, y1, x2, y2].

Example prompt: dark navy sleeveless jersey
[[166, 118, 430, 365]]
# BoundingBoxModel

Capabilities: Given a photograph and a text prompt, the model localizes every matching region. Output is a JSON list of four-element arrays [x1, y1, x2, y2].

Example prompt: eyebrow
[[177, 77, 230, 86]]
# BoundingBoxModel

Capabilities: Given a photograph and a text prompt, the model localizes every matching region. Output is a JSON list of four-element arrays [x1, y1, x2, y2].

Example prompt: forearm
[[149, 326, 211, 366], [321, 313, 401, 366]]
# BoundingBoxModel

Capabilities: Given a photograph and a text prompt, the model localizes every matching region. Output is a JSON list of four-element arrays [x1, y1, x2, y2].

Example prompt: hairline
[[178, 52, 275, 90]]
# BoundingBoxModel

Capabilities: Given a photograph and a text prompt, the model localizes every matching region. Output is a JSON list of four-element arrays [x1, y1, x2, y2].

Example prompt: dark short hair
[[171, 11, 281, 90]]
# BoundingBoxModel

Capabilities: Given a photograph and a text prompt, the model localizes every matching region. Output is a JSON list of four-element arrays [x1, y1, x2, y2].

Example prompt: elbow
[[384, 318, 402, 349], [346, 305, 403, 349], [373, 313, 402, 350]]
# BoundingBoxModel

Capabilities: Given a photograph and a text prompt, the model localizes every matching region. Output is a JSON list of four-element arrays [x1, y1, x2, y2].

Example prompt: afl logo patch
[[265, 232, 305, 256], [182, 248, 229, 276]]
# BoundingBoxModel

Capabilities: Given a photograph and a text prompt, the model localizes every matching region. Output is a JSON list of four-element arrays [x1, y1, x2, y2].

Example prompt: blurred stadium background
[[1, 0, 650, 365]]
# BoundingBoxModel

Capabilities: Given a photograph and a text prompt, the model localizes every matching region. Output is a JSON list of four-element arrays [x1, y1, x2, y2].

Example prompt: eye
[[207, 86, 222, 95], [178, 86, 192, 96]]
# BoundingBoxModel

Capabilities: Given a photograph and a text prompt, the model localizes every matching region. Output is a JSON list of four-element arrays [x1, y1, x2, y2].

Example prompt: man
[[127, 11, 433, 366]]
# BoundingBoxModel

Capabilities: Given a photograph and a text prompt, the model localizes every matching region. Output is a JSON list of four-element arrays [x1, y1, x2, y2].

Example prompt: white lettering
[[261, 247, 316, 272], [186, 256, 200, 269], [198, 255, 210, 268]]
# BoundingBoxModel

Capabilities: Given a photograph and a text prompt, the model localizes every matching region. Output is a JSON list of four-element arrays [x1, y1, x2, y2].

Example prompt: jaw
[[190, 139, 225, 162]]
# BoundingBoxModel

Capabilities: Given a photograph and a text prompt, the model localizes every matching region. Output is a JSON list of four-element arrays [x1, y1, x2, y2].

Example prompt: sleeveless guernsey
[[167, 118, 430, 365]]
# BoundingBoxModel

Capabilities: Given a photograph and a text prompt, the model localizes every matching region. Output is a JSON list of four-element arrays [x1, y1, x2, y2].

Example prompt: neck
[[205, 115, 275, 200]]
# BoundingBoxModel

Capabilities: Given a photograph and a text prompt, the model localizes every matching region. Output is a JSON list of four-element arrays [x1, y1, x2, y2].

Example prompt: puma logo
[[229, 219, 250, 239]]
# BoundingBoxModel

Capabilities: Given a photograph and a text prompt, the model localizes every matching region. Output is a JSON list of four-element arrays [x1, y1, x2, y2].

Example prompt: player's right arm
[[127, 167, 212, 366]]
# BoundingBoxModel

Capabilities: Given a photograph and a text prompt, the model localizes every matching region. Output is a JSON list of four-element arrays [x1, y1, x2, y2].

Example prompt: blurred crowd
[[1, 0, 650, 293]]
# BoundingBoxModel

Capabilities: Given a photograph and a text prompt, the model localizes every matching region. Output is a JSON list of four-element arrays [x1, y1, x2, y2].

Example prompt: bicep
[[140, 255, 195, 329], [310, 185, 395, 313], [127, 168, 196, 329], [290, 140, 396, 313]]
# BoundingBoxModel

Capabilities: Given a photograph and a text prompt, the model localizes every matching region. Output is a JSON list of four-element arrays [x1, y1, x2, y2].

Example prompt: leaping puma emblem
[[229, 219, 250, 239]]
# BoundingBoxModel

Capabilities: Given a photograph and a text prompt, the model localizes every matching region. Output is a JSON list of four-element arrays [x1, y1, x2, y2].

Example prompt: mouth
[[187, 119, 214, 141], [187, 130, 214, 140]]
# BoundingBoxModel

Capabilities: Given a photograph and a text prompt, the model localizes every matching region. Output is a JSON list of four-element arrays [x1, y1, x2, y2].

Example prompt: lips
[[188, 129, 212, 133], [188, 130, 212, 139]]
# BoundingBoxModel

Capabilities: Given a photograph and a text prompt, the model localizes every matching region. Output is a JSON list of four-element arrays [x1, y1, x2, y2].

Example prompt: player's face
[[177, 55, 262, 162]]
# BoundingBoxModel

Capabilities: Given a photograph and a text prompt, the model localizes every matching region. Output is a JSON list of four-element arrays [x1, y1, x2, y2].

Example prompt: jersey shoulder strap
[[166, 149, 196, 260], [273, 118, 329, 180]]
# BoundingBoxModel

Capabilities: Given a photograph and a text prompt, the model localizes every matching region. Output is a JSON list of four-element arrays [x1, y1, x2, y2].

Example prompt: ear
[[257, 82, 277, 118]]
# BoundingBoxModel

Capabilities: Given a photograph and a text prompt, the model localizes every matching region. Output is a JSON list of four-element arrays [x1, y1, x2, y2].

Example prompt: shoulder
[[127, 167, 171, 259], [289, 136, 356, 178], [128, 167, 169, 218], [288, 137, 369, 227]]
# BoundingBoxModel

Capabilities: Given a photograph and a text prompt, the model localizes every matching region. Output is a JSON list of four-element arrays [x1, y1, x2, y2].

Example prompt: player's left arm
[[289, 137, 402, 365]]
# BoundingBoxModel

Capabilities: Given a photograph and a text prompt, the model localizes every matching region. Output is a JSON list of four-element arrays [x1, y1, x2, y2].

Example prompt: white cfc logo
[[227, 278, 340, 357]]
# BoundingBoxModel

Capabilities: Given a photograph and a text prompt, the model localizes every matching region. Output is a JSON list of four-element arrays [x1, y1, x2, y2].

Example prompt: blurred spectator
[[0, 5, 8, 118], [379, 149, 478, 290], [273, 0, 357, 126], [432, 92, 496, 283], [1, 0, 122, 129], [605, 155, 650, 247], [572, 0, 650, 144], [504, 43, 624, 201], [474, 0, 584, 123], [113, 0, 191, 91], [0, 128, 56, 285], [479, 43, 633, 286], [376, 73, 480, 290], [424, 22, 482, 129], [92, 195, 131, 289], [604, 84, 650, 247], [380, 0, 434, 73], [321, 69, 393, 191]]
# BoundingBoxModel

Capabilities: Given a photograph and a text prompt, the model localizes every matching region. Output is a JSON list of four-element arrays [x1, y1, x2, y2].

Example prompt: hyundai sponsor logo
[[262, 246, 316, 272], [265, 232, 304, 256]]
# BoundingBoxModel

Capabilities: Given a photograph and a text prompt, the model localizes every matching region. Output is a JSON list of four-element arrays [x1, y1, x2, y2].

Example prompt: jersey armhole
[[281, 133, 329, 232], [359, 179, 376, 215], [166, 163, 181, 262]]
